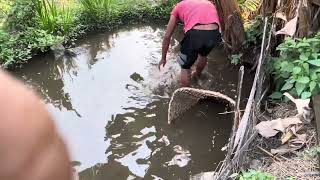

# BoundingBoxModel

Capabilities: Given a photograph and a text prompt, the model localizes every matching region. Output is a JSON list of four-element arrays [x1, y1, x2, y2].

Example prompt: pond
[[12, 24, 253, 179]]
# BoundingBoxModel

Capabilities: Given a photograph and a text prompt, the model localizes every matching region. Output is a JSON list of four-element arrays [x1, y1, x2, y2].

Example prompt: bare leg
[[180, 68, 191, 87], [192, 55, 208, 78]]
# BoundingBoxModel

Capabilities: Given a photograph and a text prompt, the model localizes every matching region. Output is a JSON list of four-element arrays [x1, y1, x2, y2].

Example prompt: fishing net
[[167, 88, 236, 124]]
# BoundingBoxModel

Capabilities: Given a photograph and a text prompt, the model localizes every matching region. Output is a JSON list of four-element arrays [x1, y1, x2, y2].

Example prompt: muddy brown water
[[11, 24, 253, 179]]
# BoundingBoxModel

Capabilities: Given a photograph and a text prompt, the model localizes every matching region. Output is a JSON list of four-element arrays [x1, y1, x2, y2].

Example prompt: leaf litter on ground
[[256, 92, 313, 155]]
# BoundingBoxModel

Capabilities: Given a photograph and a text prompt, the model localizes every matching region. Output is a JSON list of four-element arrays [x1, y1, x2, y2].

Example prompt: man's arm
[[0, 70, 72, 180], [159, 15, 177, 70]]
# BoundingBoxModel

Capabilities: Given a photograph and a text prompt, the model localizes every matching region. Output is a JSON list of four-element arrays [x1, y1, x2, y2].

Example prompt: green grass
[[79, 0, 114, 18], [32, 0, 78, 34]]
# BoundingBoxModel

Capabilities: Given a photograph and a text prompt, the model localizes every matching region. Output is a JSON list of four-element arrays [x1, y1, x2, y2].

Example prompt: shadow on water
[[11, 24, 253, 179]]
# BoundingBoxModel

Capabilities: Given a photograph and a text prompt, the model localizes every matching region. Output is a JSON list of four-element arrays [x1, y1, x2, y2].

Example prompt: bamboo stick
[[257, 146, 282, 161], [235, 66, 244, 127], [233, 17, 269, 151]]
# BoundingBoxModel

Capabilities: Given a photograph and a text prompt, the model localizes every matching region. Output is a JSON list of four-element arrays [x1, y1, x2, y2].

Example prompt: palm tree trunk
[[214, 0, 245, 54]]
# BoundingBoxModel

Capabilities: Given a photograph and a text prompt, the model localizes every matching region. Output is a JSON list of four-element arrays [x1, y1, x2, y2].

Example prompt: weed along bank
[[1, 0, 320, 179], [0, 0, 178, 67]]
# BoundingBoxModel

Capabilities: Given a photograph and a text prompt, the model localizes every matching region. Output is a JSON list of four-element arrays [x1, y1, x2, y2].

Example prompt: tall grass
[[32, 0, 75, 34], [60, 6, 74, 34], [79, 0, 114, 18], [32, 0, 57, 33]]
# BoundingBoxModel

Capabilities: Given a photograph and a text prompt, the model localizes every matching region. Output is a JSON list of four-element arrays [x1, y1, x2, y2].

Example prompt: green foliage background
[[0, 0, 178, 67], [271, 33, 320, 100]]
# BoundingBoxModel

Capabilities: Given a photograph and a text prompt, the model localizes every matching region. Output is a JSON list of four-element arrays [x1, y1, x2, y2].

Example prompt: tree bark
[[215, 0, 245, 54]]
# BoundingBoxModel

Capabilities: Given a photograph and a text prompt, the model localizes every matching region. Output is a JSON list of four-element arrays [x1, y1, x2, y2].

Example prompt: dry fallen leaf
[[272, 134, 306, 155], [281, 124, 303, 144], [271, 144, 298, 155], [283, 92, 310, 117], [275, 16, 298, 36], [255, 121, 279, 138], [256, 117, 302, 138], [281, 130, 294, 144], [289, 134, 307, 149]]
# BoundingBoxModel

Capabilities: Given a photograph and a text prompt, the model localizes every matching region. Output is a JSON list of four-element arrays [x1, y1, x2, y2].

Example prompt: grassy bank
[[0, 0, 177, 68]]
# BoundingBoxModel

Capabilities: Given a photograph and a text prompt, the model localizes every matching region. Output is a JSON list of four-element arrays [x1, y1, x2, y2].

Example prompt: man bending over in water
[[158, 0, 221, 87]]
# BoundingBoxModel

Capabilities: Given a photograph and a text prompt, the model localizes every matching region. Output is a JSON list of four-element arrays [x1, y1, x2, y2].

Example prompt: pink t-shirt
[[171, 0, 220, 33]]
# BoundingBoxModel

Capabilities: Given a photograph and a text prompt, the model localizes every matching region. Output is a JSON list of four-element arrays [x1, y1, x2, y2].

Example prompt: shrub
[[5, 0, 38, 31], [1, 0, 63, 67], [231, 53, 243, 65], [244, 15, 264, 49], [239, 170, 276, 180], [271, 33, 320, 99], [0, 28, 62, 67]]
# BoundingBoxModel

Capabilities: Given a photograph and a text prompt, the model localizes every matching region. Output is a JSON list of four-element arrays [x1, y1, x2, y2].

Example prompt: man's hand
[[160, 15, 177, 71], [158, 58, 167, 70]]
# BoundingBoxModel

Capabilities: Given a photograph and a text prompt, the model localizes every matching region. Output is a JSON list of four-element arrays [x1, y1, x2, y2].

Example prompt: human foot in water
[[191, 70, 202, 80]]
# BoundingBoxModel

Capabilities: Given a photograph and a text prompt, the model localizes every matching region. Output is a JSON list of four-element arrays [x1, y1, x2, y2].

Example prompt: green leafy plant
[[0, 0, 63, 66], [238, 170, 276, 180], [0, 28, 62, 67], [231, 53, 243, 65], [237, 0, 261, 20], [5, 0, 38, 31], [271, 33, 320, 100], [285, 178, 296, 180], [244, 15, 264, 49], [304, 146, 320, 158], [238, 0, 261, 12]]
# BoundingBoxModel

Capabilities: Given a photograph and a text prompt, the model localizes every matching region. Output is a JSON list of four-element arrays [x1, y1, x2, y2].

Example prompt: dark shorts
[[177, 29, 221, 69]]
